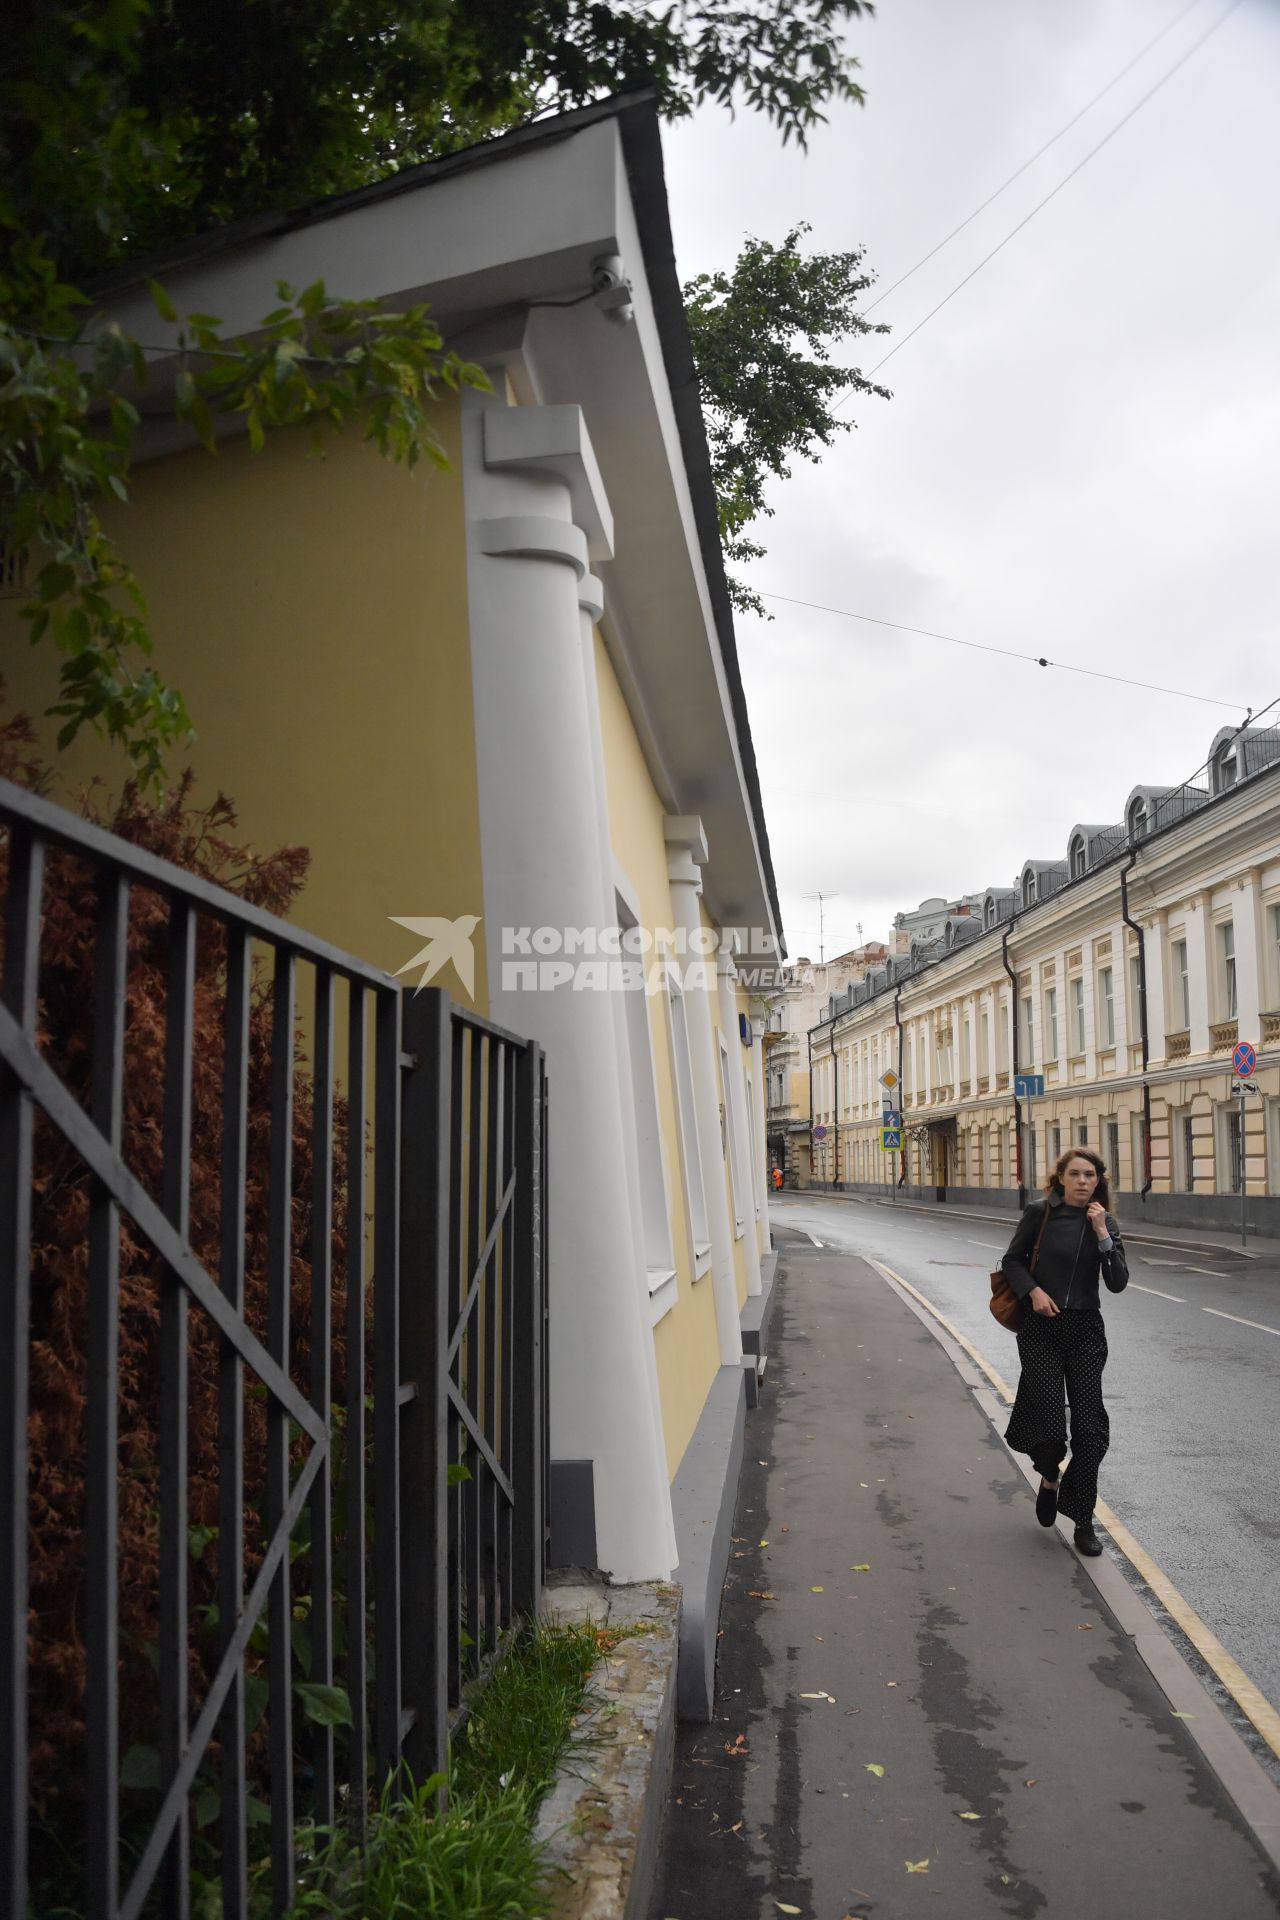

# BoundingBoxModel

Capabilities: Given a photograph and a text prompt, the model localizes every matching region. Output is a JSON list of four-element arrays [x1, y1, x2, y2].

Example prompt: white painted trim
[[483, 403, 614, 559], [476, 514, 587, 576]]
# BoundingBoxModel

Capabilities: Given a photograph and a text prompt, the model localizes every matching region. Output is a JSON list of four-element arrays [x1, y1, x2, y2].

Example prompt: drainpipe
[[894, 985, 905, 1191], [1120, 850, 1153, 1202], [1001, 927, 1025, 1209], [832, 1006, 841, 1190], [807, 1023, 815, 1190]]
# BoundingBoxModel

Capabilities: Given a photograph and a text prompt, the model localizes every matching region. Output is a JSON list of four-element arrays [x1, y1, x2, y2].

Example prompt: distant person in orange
[[771, 1165, 784, 1191]]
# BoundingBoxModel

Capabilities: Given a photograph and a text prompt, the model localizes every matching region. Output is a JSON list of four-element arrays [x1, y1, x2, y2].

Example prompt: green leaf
[[294, 1682, 353, 1728], [447, 1462, 472, 1486], [864, 1763, 885, 1777], [149, 280, 178, 324], [121, 1744, 161, 1790]]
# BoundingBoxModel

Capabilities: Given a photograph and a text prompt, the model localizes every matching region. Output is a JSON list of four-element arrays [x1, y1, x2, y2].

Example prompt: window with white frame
[[1218, 920, 1237, 1020], [1098, 967, 1115, 1048], [1021, 994, 1034, 1062], [1047, 1122, 1061, 1167], [719, 1038, 746, 1237], [1070, 975, 1086, 1054], [1070, 834, 1086, 878], [1128, 951, 1143, 1029], [1130, 1112, 1146, 1189], [1127, 795, 1148, 840], [1173, 1108, 1195, 1191], [618, 896, 675, 1291], [1171, 937, 1190, 1030], [1218, 1104, 1243, 1193], [665, 974, 710, 1266], [1044, 987, 1059, 1061], [1103, 1117, 1119, 1180], [1075, 1119, 1089, 1146]]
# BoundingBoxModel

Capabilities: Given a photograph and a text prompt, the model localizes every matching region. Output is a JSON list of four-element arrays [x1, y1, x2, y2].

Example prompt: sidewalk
[[650, 1231, 1280, 1919], [791, 1185, 1280, 1260]]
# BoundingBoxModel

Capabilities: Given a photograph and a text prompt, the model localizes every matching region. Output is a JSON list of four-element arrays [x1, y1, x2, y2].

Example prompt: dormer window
[[1127, 796, 1148, 841], [985, 898, 996, 928], [1069, 835, 1086, 879], [1213, 740, 1238, 793], [1022, 871, 1037, 908]]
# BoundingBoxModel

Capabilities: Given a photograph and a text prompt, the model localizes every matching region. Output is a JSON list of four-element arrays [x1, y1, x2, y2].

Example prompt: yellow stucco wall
[[1, 403, 485, 1004], [592, 628, 721, 1478]]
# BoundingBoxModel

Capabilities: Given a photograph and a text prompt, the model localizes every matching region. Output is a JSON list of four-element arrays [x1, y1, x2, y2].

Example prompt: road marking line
[[1202, 1307, 1280, 1338], [869, 1258, 1280, 1762], [806, 1231, 824, 1248], [1182, 1265, 1230, 1278], [965, 1239, 1003, 1250], [1141, 1257, 1189, 1268], [1131, 1284, 1186, 1303]]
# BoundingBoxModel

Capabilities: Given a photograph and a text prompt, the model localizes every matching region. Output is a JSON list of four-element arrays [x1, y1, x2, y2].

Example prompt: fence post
[[398, 989, 451, 1784], [510, 1041, 545, 1620]]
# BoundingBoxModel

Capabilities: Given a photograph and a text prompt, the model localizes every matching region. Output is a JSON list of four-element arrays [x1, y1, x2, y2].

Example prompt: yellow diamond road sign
[[878, 1069, 900, 1092]]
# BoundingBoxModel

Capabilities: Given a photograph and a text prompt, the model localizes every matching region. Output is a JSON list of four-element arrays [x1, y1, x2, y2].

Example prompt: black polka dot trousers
[[1004, 1308, 1110, 1526]]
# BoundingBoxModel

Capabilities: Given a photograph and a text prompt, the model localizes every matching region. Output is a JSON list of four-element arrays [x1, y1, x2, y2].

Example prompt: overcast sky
[[662, 0, 1280, 964]]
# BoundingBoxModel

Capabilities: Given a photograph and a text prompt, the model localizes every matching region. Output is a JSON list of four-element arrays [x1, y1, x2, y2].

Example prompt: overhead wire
[[861, 0, 1210, 317], [838, 0, 1246, 392], [755, 589, 1253, 713]]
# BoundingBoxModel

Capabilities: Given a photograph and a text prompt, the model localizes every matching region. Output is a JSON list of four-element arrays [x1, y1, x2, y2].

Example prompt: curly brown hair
[[1044, 1145, 1112, 1211]]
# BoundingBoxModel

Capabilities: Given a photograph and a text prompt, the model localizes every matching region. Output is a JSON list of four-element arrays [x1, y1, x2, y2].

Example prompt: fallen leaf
[[1024, 1778, 1038, 1788], [747, 1591, 776, 1600], [1172, 1712, 1196, 1720], [886, 1682, 898, 1688], [775, 1906, 802, 1915], [1075, 1623, 1093, 1631], [781, 1524, 791, 1532], [865, 1763, 885, 1778], [799, 1691, 831, 1700], [760, 1539, 769, 1546], [859, 1482, 869, 1489], [905, 1859, 929, 1873], [731, 1820, 742, 1832], [811, 1586, 825, 1593], [957, 1811, 981, 1820], [851, 1564, 871, 1572], [1001, 1874, 1013, 1885]]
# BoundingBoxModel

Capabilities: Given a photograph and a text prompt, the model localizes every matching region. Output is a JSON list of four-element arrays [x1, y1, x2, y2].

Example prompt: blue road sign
[[812, 1124, 828, 1139], [881, 1108, 902, 1129], [1014, 1074, 1046, 1099], [1233, 1040, 1257, 1078], [881, 1126, 902, 1151]]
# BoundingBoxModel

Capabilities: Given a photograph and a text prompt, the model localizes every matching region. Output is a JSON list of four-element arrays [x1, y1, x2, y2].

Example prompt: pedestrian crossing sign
[[881, 1126, 902, 1151]]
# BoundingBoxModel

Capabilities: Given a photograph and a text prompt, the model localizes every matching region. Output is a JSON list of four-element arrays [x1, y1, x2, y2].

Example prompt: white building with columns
[[809, 726, 1280, 1234], [6, 92, 784, 1715]]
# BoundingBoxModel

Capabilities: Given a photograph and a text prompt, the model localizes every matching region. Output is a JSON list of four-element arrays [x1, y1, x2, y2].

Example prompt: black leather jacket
[[1001, 1191, 1128, 1311]]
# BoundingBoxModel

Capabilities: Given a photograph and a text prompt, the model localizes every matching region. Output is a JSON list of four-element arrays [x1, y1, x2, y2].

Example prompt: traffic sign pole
[[1232, 1043, 1259, 1246]]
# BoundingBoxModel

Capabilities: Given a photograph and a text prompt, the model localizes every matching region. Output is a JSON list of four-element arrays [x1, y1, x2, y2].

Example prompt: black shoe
[[1074, 1523, 1103, 1557], [1035, 1481, 1059, 1527]]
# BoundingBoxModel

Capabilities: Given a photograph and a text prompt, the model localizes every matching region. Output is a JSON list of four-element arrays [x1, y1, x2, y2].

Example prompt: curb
[[776, 1186, 1272, 1260], [535, 1578, 680, 1920]]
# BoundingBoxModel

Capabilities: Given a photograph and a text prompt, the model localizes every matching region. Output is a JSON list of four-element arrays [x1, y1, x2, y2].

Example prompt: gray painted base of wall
[[549, 1459, 598, 1570], [669, 1365, 746, 1720]]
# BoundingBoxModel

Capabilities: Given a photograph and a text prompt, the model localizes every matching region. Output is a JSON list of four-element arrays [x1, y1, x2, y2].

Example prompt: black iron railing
[[0, 777, 548, 1920]]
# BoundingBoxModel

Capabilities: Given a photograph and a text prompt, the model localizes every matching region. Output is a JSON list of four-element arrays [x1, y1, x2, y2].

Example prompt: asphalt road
[[770, 1191, 1280, 1725]]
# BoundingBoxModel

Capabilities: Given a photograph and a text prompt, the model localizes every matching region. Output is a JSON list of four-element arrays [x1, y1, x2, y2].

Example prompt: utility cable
[[756, 589, 1253, 712], [863, 0, 1209, 317], [841, 0, 1245, 392]]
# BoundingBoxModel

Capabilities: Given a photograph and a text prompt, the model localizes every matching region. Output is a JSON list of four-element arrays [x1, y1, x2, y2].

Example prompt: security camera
[[589, 253, 634, 326]]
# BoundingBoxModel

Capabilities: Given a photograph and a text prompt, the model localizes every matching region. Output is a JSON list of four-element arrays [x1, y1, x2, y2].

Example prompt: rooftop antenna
[[803, 890, 840, 966]]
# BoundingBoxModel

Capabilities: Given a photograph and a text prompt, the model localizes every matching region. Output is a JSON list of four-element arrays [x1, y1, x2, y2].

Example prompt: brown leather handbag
[[989, 1201, 1050, 1332]]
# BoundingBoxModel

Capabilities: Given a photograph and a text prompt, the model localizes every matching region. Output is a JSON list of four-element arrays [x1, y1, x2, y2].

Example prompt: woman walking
[[1001, 1148, 1128, 1556]]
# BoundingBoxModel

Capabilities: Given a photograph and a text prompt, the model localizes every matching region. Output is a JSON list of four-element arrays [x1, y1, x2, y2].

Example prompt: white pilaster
[[665, 817, 742, 1367], [718, 950, 762, 1297], [1185, 894, 1212, 1054], [1143, 914, 1168, 1062], [464, 389, 674, 1581], [1234, 870, 1263, 1044], [751, 1015, 771, 1249]]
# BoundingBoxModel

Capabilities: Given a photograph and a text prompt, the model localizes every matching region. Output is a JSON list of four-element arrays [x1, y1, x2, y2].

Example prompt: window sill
[[646, 1265, 677, 1296], [693, 1243, 712, 1278], [649, 1272, 678, 1327]]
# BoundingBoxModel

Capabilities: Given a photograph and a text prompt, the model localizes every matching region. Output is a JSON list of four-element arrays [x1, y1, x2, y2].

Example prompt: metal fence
[[0, 777, 548, 1920]]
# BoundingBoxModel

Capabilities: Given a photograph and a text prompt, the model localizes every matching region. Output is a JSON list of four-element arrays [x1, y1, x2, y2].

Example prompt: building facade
[[809, 729, 1280, 1233], [764, 944, 889, 1184]]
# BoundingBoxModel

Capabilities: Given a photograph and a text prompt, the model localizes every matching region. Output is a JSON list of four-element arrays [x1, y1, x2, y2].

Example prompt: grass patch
[[280, 1617, 613, 1920]]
